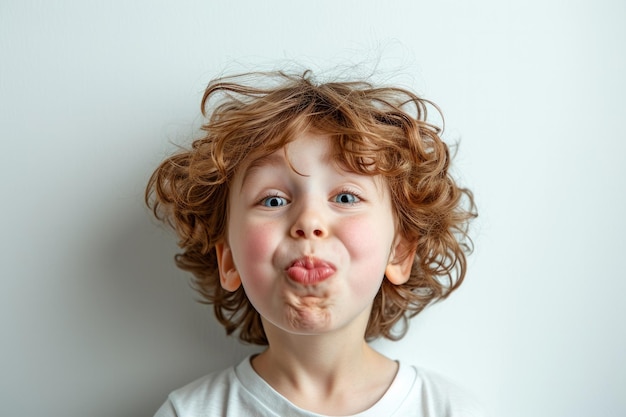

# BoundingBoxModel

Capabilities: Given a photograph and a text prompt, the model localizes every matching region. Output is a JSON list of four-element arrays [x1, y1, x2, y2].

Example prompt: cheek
[[230, 221, 281, 311], [337, 217, 395, 301], [231, 220, 279, 275], [338, 215, 395, 262]]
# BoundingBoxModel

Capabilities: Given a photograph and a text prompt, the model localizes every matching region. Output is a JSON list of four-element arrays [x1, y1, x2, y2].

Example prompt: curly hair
[[146, 70, 476, 345]]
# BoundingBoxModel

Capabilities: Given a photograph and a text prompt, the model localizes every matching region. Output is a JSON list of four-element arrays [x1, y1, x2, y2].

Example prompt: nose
[[290, 200, 328, 239]]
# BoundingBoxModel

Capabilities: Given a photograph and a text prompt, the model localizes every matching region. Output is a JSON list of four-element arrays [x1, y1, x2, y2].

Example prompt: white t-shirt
[[154, 356, 485, 417]]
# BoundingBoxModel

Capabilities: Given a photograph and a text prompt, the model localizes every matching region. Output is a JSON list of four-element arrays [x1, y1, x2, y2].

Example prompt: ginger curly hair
[[146, 70, 476, 345]]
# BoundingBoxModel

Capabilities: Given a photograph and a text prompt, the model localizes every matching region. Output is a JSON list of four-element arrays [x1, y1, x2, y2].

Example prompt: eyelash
[[333, 188, 362, 205], [257, 188, 362, 208], [259, 193, 289, 207]]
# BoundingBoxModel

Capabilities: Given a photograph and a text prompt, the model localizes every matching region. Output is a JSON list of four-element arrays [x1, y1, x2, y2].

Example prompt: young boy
[[147, 69, 481, 416]]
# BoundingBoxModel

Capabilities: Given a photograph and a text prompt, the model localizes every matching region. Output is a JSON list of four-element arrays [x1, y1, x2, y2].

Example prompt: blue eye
[[334, 192, 360, 204], [261, 196, 288, 207]]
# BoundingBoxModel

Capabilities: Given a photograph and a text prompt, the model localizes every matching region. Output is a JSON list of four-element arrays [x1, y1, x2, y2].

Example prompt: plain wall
[[1, 1, 625, 416]]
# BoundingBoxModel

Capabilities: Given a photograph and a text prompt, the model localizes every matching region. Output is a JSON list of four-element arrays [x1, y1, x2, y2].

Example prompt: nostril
[[296, 229, 305, 237], [314, 229, 322, 237]]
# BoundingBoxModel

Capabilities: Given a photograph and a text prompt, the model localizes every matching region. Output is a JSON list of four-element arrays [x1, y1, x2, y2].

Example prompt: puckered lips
[[285, 256, 336, 285]]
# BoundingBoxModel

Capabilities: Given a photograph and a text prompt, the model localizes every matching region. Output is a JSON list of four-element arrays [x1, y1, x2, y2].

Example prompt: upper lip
[[287, 256, 335, 270]]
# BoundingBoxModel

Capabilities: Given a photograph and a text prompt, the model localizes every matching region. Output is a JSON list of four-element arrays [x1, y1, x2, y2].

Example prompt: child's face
[[216, 131, 411, 338]]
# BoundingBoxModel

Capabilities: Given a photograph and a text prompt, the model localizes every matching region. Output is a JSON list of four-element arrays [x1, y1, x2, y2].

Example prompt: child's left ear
[[385, 235, 416, 285]]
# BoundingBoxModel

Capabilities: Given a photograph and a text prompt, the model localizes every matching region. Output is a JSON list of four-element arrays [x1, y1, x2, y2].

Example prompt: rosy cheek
[[242, 228, 264, 257], [232, 221, 280, 311], [337, 215, 394, 296], [235, 221, 277, 272], [338, 216, 390, 259]]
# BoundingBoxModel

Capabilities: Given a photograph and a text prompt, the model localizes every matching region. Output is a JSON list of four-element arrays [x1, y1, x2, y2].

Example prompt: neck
[[251, 321, 398, 415]]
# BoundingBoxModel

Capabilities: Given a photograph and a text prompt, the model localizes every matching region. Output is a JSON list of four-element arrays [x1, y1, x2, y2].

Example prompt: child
[[147, 69, 481, 416]]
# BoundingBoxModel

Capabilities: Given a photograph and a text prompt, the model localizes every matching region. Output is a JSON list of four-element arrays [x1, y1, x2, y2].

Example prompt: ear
[[385, 235, 416, 285], [215, 241, 241, 292]]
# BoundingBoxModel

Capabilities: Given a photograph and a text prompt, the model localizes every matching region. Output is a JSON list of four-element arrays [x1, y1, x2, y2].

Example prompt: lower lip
[[286, 265, 335, 285]]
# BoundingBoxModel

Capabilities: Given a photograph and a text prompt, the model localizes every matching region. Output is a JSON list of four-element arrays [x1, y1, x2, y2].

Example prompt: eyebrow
[[239, 152, 286, 190]]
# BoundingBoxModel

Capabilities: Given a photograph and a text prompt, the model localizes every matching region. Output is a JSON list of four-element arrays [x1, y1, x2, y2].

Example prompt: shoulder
[[153, 365, 240, 417], [398, 364, 487, 417], [153, 355, 289, 417]]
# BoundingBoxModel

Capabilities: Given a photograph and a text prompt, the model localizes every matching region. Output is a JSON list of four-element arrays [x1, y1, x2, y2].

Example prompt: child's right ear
[[215, 242, 241, 292]]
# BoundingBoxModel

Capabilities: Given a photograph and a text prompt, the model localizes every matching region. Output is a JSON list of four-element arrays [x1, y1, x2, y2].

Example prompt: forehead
[[236, 132, 332, 185], [232, 132, 390, 201]]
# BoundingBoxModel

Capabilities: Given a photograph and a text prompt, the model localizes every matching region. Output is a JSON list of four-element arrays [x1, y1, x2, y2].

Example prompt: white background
[[1, 1, 625, 416]]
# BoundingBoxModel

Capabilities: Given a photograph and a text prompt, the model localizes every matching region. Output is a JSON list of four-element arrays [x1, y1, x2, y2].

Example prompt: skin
[[215, 131, 415, 415]]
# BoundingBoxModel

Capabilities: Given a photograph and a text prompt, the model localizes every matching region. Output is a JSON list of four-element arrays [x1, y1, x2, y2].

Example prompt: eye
[[261, 195, 288, 207], [333, 192, 360, 205]]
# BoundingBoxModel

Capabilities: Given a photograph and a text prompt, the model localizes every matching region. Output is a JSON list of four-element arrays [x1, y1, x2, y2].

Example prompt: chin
[[284, 304, 333, 332]]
